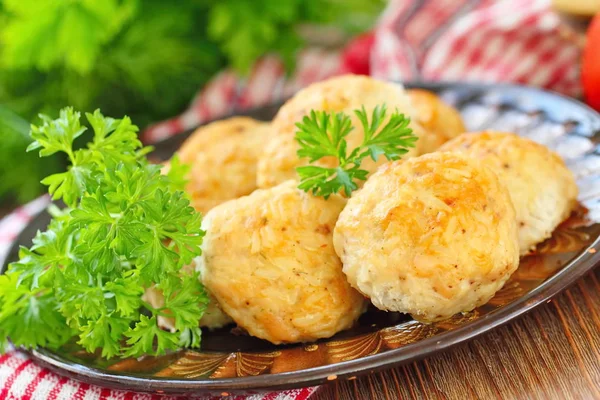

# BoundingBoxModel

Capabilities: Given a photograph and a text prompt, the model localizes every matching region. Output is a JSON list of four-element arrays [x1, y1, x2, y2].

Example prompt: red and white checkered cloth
[[143, 0, 582, 143], [0, 0, 583, 398]]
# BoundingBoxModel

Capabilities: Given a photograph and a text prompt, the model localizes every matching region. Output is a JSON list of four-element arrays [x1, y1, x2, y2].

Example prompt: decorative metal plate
[[4, 82, 600, 396]]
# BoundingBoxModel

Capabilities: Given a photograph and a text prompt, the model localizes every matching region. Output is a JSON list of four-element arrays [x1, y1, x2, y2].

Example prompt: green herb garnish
[[0, 108, 207, 358], [295, 104, 418, 198]]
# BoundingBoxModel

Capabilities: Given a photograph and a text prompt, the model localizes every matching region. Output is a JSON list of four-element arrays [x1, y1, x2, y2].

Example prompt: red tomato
[[340, 32, 376, 76], [583, 13, 600, 110]]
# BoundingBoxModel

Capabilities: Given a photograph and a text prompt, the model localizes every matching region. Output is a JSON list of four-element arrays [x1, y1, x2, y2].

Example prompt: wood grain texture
[[313, 267, 600, 400]]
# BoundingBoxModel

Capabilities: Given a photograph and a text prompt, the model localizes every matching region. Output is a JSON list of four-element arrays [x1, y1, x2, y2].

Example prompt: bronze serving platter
[[3, 82, 600, 396]]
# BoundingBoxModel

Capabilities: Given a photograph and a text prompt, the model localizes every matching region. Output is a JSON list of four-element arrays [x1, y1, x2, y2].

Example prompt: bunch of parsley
[[0, 108, 208, 358]]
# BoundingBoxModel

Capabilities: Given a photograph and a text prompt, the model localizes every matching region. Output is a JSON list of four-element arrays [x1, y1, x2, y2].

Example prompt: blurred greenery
[[0, 105, 59, 203], [0, 0, 385, 206]]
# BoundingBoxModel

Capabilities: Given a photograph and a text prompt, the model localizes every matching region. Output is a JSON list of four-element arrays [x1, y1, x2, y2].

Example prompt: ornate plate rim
[[4, 81, 600, 394]]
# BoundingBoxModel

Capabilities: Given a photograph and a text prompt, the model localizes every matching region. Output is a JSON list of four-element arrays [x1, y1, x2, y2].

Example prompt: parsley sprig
[[0, 108, 207, 358], [295, 104, 418, 198]]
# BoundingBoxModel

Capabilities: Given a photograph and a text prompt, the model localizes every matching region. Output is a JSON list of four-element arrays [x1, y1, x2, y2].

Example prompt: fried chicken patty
[[333, 152, 520, 322], [177, 117, 271, 213], [407, 89, 466, 154], [197, 181, 366, 344], [440, 131, 578, 254]]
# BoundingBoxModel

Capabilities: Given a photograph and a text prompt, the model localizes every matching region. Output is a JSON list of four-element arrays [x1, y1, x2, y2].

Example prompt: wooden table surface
[[313, 267, 600, 400]]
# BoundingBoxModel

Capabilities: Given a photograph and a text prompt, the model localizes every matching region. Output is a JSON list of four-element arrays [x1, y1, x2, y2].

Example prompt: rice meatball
[[256, 74, 421, 189], [407, 89, 466, 154], [197, 180, 366, 344], [177, 117, 271, 213], [439, 131, 578, 255], [333, 152, 519, 322]]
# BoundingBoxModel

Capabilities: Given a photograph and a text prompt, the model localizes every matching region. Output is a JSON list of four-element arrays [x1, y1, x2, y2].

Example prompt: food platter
[[3, 81, 600, 396]]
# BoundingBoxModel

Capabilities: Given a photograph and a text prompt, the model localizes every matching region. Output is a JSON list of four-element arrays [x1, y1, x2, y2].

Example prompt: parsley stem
[[66, 148, 76, 166]]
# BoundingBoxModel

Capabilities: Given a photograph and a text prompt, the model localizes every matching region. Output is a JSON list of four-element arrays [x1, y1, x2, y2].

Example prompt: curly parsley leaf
[[27, 107, 86, 158], [160, 271, 207, 332], [295, 104, 418, 199], [0, 272, 72, 352], [165, 154, 191, 193], [124, 315, 179, 357], [78, 313, 130, 359], [28, 108, 151, 208], [1, 108, 208, 358]]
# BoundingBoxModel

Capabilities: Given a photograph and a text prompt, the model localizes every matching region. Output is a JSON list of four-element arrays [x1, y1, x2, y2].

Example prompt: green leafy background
[[0, 0, 384, 206]]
